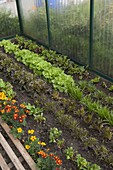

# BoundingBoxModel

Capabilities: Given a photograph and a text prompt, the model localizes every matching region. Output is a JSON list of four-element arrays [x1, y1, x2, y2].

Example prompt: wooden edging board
[[0, 153, 10, 170], [0, 117, 37, 170], [0, 132, 26, 170]]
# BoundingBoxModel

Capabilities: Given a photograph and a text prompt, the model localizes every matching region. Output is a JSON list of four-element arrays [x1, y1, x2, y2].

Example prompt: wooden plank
[[0, 117, 37, 170], [0, 153, 10, 170], [0, 132, 25, 170], [8, 162, 14, 169], [19, 156, 24, 162]]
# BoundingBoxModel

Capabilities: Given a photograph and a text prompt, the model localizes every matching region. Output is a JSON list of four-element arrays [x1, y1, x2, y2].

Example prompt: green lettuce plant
[[76, 154, 101, 170], [49, 127, 62, 143]]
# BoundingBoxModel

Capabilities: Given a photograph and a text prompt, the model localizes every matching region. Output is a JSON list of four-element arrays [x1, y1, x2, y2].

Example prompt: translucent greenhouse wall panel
[[0, 0, 20, 39], [49, 0, 90, 65], [93, 0, 113, 78], [19, 0, 48, 46]]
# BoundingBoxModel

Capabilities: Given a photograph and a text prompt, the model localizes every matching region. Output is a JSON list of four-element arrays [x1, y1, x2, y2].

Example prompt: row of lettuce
[[13, 36, 113, 111], [0, 78, 101, 170], [13, 35, 113, 93], [0, 39, 113, 126]]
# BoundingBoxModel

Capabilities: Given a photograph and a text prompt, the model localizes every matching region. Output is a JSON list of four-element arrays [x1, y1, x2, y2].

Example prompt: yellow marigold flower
[[38, 141, 46, 146], [28, 130, 35, 134], [30, 130, 34, 134], [12, 100, 16, 104], [20, 104, 26, 108], [28, 130, 31, 134], [3, 102, 6, 105], [1, 109, 5, 114], [17, 127, 23, 133], [30, 136, 36, 141], [41, 142, 46, 146], [25, 145, 30, 150], [38, 141, 41, 145], [0, 92, 7, 100]]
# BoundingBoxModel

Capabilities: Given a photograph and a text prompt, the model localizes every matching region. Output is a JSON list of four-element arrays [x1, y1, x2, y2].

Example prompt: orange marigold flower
[[42, 153, 48, 158], [49, 153, 54, 157], [37, 150, 48, 158], [6, 108, 11, 113], [15, 109, 19, 113], [20, 104, 26, 108], [5, 105, 11, 109], [19, 119, 23, 123], [12, 106, 17, 109], [56, 159, 62, 165], [54, 156, 59, 161], [14, 113, 18, 116], [14, 116, 18, 120], [25, 110, 30, 114], [21, 114, 27, 119]]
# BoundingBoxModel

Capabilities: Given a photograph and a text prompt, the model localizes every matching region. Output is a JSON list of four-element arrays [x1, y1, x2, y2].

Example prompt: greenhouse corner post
[[15, 0, 23, 34], [89, 0, 94, 68], [45, 0, 51, 48]]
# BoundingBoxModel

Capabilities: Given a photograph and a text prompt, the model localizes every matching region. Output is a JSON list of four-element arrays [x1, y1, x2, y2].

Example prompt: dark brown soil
[[0, 45, 113, 170]]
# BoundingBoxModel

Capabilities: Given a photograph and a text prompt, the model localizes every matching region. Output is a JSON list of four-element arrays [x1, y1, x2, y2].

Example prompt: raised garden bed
[[0, 36, 113, 170]]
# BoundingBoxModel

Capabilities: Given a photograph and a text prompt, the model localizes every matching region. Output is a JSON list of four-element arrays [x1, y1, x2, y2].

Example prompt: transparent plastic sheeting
[[93, 0, 113, 78], [49, 0, 90, 64], [18, 0, 90, 64], [0, 0, 20, 38], [1, 0, 113, 79], [19, 0, 48, 46]]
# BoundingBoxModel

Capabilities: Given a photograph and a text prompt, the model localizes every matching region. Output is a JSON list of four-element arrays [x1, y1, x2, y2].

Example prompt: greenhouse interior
[[0, 0, 113, 170]]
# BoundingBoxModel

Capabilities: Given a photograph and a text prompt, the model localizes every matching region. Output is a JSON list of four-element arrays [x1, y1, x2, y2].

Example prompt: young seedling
[[91, 76, 100, 83], [64, 146, 74, 160], [108, 85, 113, 92], [57, 138, 65, 149], [49, 127, 62, 143]]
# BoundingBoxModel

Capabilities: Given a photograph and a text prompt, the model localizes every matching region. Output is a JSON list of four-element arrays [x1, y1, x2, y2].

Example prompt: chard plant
[[108, 85, 113, 92], [102, 127, 112, 140], [76, 154, 101, 170], [91, 76, 100, 83], [64, 146, 75, 160], [102, 81, 107, 88], [57, 138, 65, 149], [24, 103, 46, 122], [49, 127, 62, 143]]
